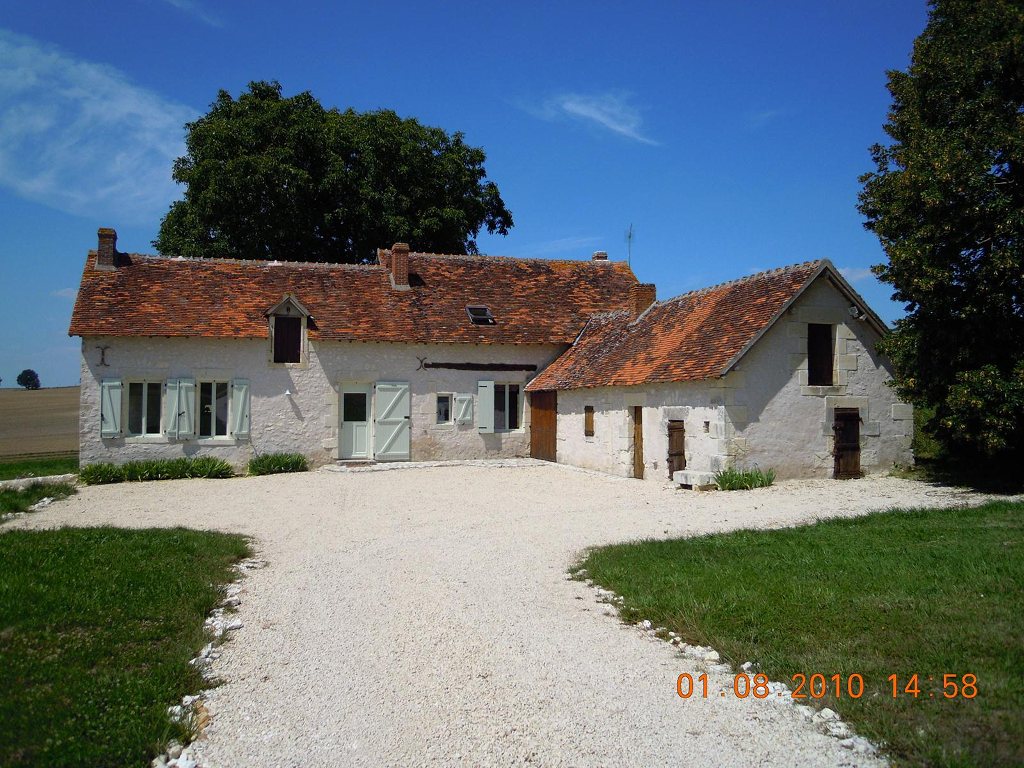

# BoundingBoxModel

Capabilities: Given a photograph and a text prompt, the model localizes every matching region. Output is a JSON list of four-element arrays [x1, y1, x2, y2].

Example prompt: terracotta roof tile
[[69, 249, 639, 345], [527, 261, 828, 391]]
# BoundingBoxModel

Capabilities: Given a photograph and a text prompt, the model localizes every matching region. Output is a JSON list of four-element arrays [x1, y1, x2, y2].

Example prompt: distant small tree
[[16, 369, 40, 390]]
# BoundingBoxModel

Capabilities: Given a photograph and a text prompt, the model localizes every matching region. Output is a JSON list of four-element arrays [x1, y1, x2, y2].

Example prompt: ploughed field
[[0, 387, 79, 459]]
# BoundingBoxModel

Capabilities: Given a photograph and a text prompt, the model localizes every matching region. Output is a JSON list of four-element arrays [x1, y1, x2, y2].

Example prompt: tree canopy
[[858, 0, 1024, 460], [154, 81, 513, 263], [16, 369, 40, 390]]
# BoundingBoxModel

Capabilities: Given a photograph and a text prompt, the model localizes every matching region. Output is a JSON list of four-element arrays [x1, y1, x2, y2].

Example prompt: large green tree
[[858, 0, 1024, 460], [154, 81, 513, 263]]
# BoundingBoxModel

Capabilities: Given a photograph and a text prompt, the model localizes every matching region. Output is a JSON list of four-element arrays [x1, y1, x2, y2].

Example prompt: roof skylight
[[466, 305, 496, 325]]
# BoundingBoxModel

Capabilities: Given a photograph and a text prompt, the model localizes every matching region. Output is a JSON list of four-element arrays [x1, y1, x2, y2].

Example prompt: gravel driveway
[[5, 463, 1003, 767]]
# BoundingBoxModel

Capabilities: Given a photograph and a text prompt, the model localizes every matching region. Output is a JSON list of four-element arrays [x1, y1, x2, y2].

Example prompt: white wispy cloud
[[160, 0, 222, 27], [747, 108, 783, 129], [50, 287, 78, 300], [839, 266, 875, 283], [526, 92, 658, 145], [0, 29, 197, 223]]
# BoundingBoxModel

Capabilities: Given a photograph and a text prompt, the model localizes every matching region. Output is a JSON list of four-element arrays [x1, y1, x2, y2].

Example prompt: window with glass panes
[[494, 384, 520, 431], [436, 393, 453, 424], [199, 381, 230, 437], [127, 382, 162, 436]]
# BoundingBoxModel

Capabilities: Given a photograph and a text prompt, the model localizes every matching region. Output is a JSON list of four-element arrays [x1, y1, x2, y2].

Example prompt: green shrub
[[78, 463, 124, 485], [714, 466, 776, 490], [79, 457, 234, 485], [248, 452, 308, 476], [188, 456, 235, 478]]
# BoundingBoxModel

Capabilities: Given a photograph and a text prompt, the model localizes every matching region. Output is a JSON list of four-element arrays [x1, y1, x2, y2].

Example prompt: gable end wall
[[552, 276, 913, 481]]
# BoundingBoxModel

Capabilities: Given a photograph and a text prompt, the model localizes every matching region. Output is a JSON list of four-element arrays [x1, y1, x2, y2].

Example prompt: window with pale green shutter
[[199, 381, 230, 437], [127, 382, 162, 436]]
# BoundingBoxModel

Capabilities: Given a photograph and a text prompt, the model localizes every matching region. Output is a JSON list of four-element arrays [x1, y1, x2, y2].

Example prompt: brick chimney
[[390, 242, 410, 290], [629, 283, 657, 320], [96, 227, 118, 270], [591, 251, 608, 261]]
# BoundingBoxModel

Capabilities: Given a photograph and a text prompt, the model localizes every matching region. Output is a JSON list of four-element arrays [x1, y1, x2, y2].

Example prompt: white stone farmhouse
[[70, 228, 912, 481]]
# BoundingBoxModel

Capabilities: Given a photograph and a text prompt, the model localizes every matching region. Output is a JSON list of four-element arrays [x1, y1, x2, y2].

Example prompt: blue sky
[[0, 1, 928, 387]]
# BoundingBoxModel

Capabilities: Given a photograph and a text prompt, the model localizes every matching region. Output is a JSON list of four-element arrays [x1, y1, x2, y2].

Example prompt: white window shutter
[[454, 394, 474, 425], [231, 379, 251, 438], [100, 379, 122, 437], [477, 381, 494, 433], [177, 378, 196, 439], [163, 378, 180, 438]]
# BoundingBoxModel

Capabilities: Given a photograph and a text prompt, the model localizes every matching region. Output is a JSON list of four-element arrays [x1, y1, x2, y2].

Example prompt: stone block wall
[[78, 336, 564, 468]]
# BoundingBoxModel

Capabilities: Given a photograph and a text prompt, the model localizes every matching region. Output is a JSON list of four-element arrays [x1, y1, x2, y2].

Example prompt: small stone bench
[[672, 469, 717, 490]]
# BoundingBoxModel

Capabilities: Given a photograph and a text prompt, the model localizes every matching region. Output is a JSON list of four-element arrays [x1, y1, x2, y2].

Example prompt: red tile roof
[[527, 261, 834, 391], [69, 249, 639, 345]]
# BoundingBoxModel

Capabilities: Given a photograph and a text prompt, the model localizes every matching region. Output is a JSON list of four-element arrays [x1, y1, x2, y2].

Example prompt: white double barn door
[[340, 381, 410, 462]]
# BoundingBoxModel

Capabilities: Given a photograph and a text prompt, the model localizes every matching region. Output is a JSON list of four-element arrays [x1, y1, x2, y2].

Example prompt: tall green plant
[[858, 0, 1024, 461], [155, 81, 513, 263]]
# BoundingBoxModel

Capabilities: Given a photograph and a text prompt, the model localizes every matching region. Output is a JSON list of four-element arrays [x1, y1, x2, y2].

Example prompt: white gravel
[[5, 465, 1011, 767]]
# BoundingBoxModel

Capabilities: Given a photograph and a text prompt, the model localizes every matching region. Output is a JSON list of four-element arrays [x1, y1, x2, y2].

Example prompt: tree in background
[[16, 370, 40, 390], [154, 81, 513, 263], [858, 0, 1024, 462]]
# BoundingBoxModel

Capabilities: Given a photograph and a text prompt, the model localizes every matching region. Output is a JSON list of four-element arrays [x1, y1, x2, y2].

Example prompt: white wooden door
[[373, 381, 411, 461], [340, 385, 371, 459]]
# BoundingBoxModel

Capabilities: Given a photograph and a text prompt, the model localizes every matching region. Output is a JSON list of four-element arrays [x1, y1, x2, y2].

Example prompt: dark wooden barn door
[[530, 391, 557, 462], [632, 406, 644, 479], [667, 420, 686, 479], [833, 408, 861, 479]]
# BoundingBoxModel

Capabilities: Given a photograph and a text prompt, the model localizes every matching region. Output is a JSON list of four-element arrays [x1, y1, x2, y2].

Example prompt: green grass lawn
[[0, 482, 76, 515], [0, 527, 251, 767], [579, 501, 1023, 768], [0, 456, 79, 481]]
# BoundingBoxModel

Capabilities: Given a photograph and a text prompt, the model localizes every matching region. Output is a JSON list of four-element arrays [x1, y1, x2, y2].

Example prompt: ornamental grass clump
[[713, 466, 776, 491], [247, 452, 308, 476], [79, 457, 234, 485]]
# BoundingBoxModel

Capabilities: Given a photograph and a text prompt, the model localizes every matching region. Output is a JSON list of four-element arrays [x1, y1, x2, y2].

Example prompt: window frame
[[807, 323, 834, 386], [198, 380, 232, 439], [493, 383, 522, 432], [125, 380, 163, 437], [436, 393, 454, 425], [584, 405, 595, 437]]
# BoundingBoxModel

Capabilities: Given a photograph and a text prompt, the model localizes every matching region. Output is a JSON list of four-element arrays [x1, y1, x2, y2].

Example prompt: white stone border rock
[[0, 473, 77, 491], [150, 556, 266, 768], [570, 568, 882, 760]]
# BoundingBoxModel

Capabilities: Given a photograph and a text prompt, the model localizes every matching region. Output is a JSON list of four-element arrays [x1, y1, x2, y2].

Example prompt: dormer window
[[274, 316, 301, 363], [265, 294, 312, 365], [467, 305, 496, 325]]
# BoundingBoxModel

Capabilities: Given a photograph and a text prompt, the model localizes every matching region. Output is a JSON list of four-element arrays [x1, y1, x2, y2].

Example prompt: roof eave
[[717, 260, 888, 378]]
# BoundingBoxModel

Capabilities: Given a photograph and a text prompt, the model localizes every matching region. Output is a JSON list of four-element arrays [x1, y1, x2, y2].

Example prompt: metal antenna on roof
[[625, 223, 634, 266]]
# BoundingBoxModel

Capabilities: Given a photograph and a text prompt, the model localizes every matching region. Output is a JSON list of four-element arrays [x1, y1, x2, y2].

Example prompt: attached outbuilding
[[526, 261, 914, 483]]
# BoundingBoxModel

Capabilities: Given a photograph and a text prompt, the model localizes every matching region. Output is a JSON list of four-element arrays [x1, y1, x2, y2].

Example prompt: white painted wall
[[552, 275, 913, 482], [79, 336, 564, 468]]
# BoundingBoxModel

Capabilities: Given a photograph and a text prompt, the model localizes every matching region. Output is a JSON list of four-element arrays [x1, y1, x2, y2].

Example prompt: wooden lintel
[[423, 362, 538, 372]]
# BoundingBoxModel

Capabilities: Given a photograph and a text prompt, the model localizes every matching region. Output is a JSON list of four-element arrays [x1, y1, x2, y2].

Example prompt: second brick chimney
[[629, 283, 657, 320], [96, 227, 118, 270], [591, 251, 608, 261], [390, 242, 410, 290]]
